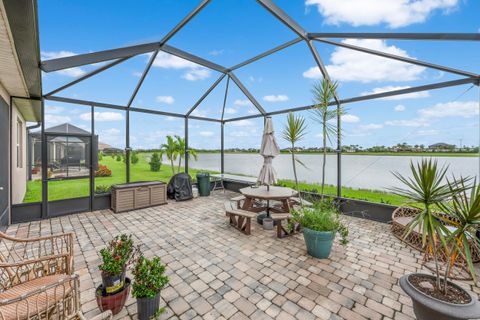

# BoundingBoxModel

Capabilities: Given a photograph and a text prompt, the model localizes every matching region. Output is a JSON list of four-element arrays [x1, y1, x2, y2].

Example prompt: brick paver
[[6, 191, 479, 319]]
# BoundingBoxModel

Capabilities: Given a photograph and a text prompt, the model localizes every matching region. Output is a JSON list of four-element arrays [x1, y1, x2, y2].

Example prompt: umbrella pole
[[267, 184, 270, 217]]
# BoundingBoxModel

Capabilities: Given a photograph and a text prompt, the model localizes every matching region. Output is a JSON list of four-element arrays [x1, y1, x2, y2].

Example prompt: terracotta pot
[[96, 277, 130, 315]]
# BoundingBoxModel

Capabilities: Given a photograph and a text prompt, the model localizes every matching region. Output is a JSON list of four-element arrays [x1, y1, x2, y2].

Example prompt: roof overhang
[[1, 0, 41, 122]]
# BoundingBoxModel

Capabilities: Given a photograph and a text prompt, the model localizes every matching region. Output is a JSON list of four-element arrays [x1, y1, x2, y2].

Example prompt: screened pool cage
[[29, 0, 480, 218]]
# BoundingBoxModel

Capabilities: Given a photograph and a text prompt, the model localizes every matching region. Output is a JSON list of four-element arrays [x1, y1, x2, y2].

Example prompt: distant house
[[428, 143, 455, 152]]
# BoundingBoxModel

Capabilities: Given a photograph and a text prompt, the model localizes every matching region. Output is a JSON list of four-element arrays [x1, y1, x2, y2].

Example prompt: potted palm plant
[[392, 159, 480, 320], [132, 255, 169, 320], [96, 234, 138, 315], [292, 201, 348, 259]]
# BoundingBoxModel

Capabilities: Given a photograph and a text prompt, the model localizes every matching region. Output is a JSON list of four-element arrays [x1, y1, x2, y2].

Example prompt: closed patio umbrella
[[258, 117, 280, 189]]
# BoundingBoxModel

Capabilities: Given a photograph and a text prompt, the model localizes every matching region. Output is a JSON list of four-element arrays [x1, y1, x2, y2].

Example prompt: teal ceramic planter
[[303, 228, 335, 259]]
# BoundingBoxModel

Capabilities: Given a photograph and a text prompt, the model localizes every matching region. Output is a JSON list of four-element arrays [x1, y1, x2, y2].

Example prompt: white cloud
[[415, 129, 440, 136], [305, 0, 459, 28], [209, 49, 224, 56], [234, 99, 253, 107], [303, 39, 425, 83], [155, 96, 175, 105], [151, 52, 211, 81], [395, 104, 406, 112], [362, 86, 430, 100], [385, 118, 430, 127], [359, 123, 383, 130], [419, 101, 479, 119], [45, 114, 71, 125], [263, 95, 289, 102], [80, 111, 124, 122], [231, 119, 254, 127], [132, 71, 143, 77], [103, 128, 121, 135], [191, 109, 208, 117], [45, 105, 65, 114], [341, 114, 360, 123], [41, 51, 86, 77], [182, 68, 210, 81], [199, 131, 215, 137], [225, 108, 237, 114]]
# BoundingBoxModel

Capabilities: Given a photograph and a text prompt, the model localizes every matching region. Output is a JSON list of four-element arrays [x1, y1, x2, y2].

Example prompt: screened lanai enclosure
[[11, 0, 480, 222]]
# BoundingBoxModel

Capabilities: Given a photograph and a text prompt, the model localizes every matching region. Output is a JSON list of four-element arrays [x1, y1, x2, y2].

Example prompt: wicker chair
[[0, 232, 111, 320], [392, 207, 480, 264]]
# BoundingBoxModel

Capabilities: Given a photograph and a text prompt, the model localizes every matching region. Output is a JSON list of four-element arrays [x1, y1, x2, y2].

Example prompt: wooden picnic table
[[239, 185, 298, 214]]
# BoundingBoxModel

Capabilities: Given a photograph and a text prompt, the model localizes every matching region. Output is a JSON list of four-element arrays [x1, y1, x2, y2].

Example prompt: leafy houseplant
[[99, 234, 137, 295], [132, 255, 169, 320], [292, 201, 348, 259], [392, 159, 480, 320]]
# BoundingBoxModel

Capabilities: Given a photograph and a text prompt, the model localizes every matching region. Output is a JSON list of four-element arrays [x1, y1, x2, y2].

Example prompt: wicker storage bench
[[111, 181, 167, 213]]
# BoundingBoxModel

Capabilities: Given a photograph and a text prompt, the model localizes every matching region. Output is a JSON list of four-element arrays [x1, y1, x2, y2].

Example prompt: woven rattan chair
[[0, 232, 111, 320], [392, 207, 480, 264]]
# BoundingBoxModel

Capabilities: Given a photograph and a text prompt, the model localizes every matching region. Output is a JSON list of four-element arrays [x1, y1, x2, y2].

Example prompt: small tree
[[98, 151, 103, 161], [282, 112, 308, 197], [131, 152, 139, 164], [175, 135, 198, 172], [310, 79, 340, 200], [116, 154, 122, 162], [149, 153, 161, 172]]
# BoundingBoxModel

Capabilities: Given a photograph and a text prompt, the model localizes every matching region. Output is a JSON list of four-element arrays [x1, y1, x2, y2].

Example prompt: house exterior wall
[[10, 101, 27, 204], [0, 82, 10, 227]]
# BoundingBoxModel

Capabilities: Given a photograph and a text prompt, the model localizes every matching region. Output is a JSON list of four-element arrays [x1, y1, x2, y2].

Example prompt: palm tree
[[161, 135, 179, 175], [282, 112, 308, 197], [310, 79, 340, 200], [175, 135, 198, 172]]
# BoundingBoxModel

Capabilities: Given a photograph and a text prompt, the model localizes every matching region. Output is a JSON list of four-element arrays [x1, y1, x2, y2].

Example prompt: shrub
[[98, 151, 103, 161], [291, 201, 348, 245], [95, 185, 111, 194], [132, 255, 169, 298], [95, 165, 112, 177], [131, 152, 139, 164], [99, 234, 138, 276], [116, 154, 122, 161], [149, 153, 161, 172]]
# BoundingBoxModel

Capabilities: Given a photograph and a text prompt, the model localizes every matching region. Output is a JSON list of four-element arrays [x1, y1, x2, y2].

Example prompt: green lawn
[[277, 180, 407, 206], [24, 153, 215, 203]]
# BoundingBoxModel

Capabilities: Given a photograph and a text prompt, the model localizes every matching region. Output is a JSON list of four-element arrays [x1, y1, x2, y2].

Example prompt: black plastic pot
[[101, 270, 126, 295], [137, 291, 161, 320], [96, 278, 131, 315], [399, 273, 480, 320]]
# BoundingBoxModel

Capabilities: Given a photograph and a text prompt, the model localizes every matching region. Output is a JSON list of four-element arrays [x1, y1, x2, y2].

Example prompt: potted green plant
[[292, 201, 348, 259], [96, 234, 138, 315], [132, 255, 169, 320], [392, 159, 480, 320]]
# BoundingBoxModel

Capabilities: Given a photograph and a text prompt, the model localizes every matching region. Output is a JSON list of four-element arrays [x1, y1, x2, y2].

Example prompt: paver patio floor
[[5, 191, 479, 319]]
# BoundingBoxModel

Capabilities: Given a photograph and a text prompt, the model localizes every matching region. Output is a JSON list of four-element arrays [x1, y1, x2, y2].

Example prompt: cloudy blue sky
[[39, 0, 480, 151]]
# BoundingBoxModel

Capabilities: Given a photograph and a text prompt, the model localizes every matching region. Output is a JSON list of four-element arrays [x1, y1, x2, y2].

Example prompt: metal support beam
[[40, 98, 47, 218], [41, 42, 160, 72], [161, 45, 227, 73], [308, 33, 480, 41], [45, 57, 131, 97], [126, 108, 130, 183], [159, 0, 211, 45], [221, 76, 230, 121], [90, 105, 95, 210], [315, 38, 479, 78], [256, 0, 307, 39], [186, 74, 226, 117], [230, 38, 302, 71], [127, 50, 159, 107], [185, 118, 189, 174], [229, 72, 266, 115], [306, 40, 341, 104], [221, 122, 225, 174], [336, 103, 342, 199]]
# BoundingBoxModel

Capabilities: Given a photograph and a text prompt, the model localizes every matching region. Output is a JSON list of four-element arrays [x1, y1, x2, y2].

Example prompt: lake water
[[188, 153, 480, 191]]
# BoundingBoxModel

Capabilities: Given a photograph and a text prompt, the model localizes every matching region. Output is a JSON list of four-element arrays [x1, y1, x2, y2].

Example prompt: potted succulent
[[132, 255, 169, 320], [96, 234, 138, 315], [292, 201, 348, 259], [392, 159, 480, 320]]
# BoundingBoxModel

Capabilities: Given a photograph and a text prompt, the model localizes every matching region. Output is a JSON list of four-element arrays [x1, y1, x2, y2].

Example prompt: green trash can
[[196, 172, 210, 196]]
